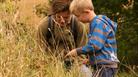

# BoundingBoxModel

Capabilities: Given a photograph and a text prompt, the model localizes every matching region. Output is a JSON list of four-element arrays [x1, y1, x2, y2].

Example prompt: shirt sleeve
[[77, 19, 110, 55]]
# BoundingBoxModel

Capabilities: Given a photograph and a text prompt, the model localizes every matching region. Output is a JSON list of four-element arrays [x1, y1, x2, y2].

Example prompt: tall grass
[[0, 0, 138, 77], [0, 1, 82, 77], [0, 12, 82, 77], [0, 1, 81, 77], [1, 18, 137, 77]]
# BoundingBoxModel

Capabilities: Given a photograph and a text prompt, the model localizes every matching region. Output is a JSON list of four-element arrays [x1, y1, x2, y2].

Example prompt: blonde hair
[[70, 0, 94, 14]]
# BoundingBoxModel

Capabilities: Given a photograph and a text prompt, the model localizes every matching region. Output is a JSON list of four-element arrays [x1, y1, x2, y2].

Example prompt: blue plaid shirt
[[77, 15, 119, 65]]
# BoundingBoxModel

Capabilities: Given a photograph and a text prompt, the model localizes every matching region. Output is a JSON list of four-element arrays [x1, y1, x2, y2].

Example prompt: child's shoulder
[[91, 15, 105, 25]]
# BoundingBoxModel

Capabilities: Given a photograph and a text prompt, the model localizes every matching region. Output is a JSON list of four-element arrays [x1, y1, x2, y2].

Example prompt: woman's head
[[51, 0, 72, 26], [51, 0, 72, 14]]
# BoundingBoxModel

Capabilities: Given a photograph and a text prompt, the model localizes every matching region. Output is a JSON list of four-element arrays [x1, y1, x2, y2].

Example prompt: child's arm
[[65, 49, 77, 57], [66, 20, 110, 56], [77, 20, 110, 55]]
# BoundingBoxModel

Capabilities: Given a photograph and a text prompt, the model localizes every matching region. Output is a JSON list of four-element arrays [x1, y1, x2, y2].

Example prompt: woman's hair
[[51, 0, 72, 14], [70, 0, 94, 14]]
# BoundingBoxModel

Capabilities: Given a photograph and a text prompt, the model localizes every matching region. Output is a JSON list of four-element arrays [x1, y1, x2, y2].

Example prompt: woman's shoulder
[[37, 16, 49, 29]]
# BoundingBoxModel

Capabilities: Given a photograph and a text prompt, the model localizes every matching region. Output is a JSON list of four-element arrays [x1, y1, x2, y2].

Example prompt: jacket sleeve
[[77, 20, 110, 55]]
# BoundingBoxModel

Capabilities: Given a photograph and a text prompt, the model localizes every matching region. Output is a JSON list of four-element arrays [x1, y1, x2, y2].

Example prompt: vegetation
[[0, 0, 138, 77]]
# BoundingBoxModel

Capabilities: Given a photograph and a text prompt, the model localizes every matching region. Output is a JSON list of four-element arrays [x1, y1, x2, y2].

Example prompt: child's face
[[74, 11, 90, 23]]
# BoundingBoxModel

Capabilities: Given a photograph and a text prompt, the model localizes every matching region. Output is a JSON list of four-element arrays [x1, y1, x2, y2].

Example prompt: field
[[0, 0, 137, 77]]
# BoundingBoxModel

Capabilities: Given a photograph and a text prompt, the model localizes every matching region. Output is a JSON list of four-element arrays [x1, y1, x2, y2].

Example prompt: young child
[[66, 0, 120, 77]]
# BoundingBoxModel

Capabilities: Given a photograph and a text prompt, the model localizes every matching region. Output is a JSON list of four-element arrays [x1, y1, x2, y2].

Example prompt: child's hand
[[65, 49, 77, 58]]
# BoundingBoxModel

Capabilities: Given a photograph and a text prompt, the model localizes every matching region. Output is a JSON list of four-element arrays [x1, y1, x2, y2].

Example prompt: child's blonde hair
[[70, 0, 94, 14]]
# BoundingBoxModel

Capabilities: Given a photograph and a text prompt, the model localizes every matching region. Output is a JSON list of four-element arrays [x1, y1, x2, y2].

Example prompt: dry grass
[[0, 1, 81, 77], [0, 0, 137, 77], [17, 0, 47, 26], [0, 15, 82, 77]]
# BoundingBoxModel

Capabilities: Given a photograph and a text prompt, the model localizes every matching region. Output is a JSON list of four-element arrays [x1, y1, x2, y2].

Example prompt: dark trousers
[[92, 66, 118, 77]]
